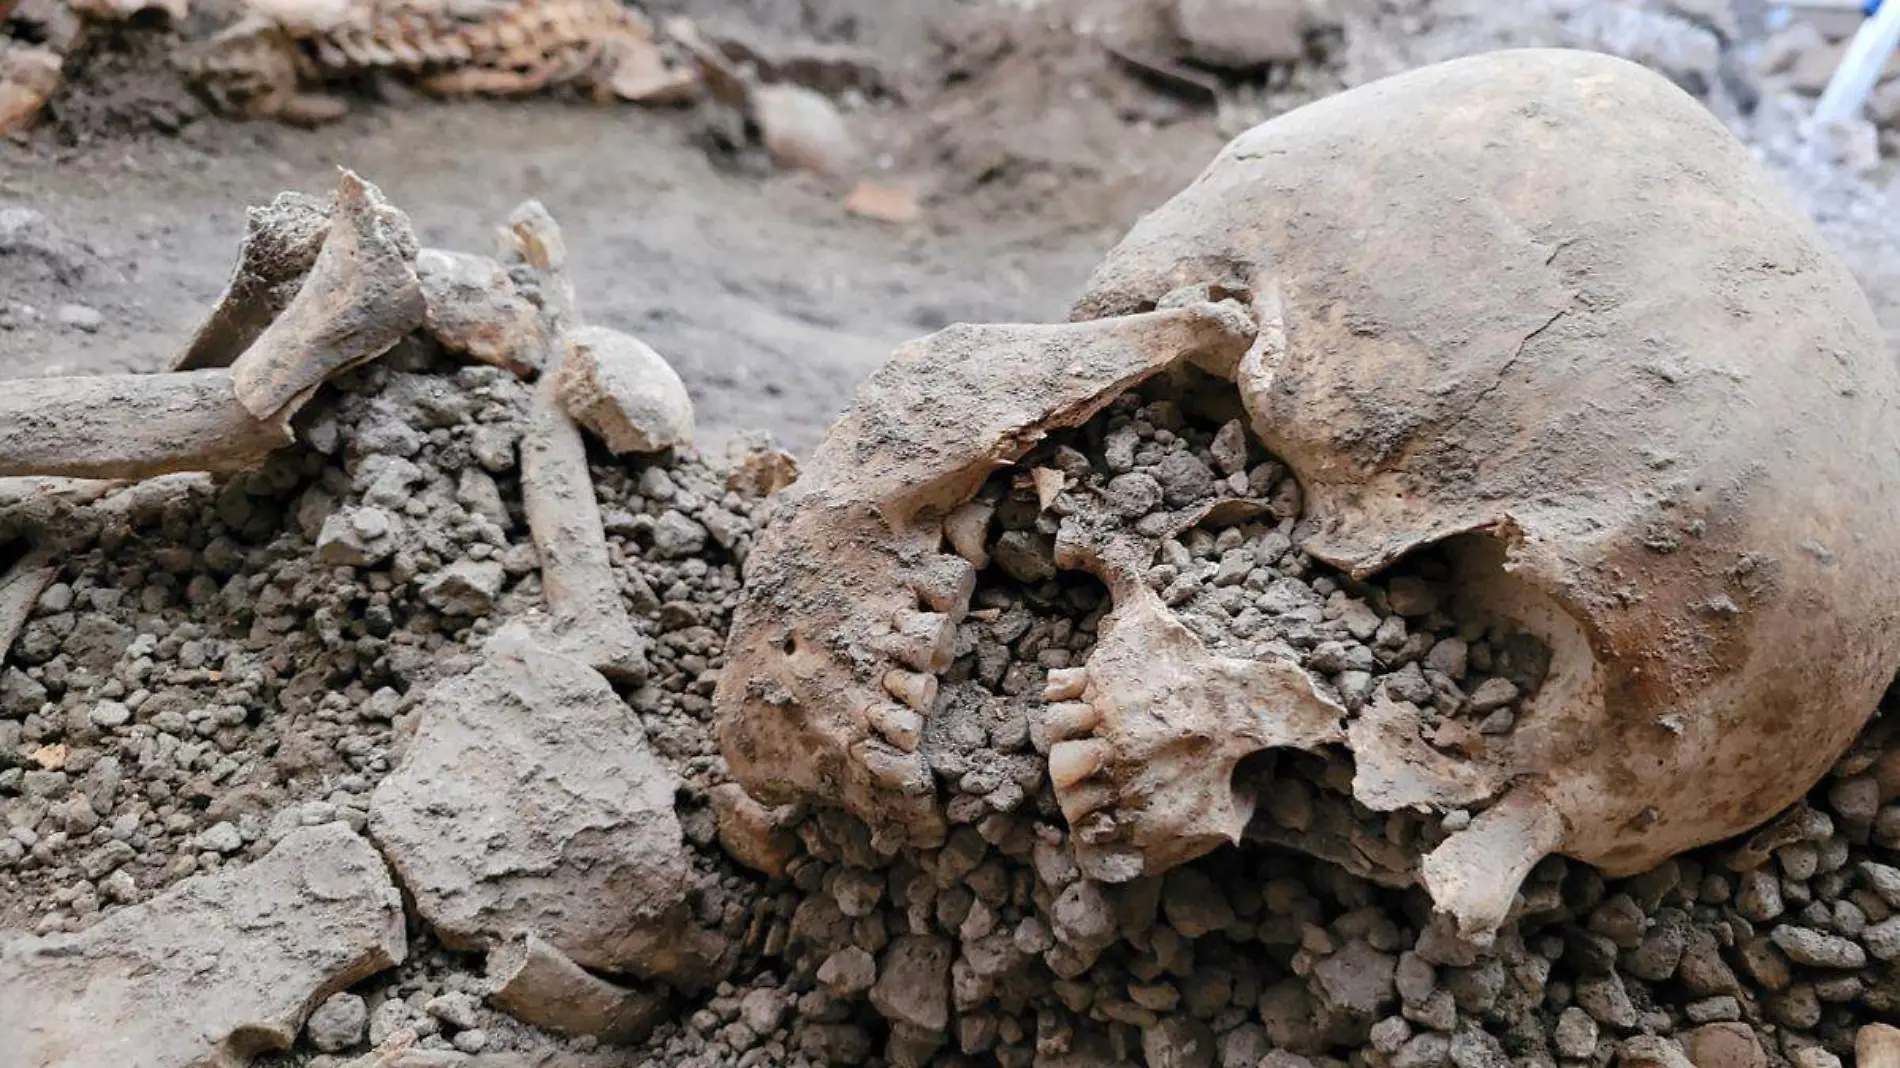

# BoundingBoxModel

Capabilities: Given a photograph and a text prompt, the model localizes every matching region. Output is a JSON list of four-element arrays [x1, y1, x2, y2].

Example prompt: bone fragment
[[0, 824, 405, 1068], [175, 191, 331, 372], [0, 370, 291, 480], [1420, 784, 1567, 943], [232, 170, 425, 427], [943, 498, 995, 568], [709, 782, 798, 879], [0, 45, 61, 136], [520, 368, 650, 681], [415, 247, 545, 377], [486, 934, 670, 1045], [554, 326, 695, 454], [0, 547, 54, 663], [500, 203, 649, 680]]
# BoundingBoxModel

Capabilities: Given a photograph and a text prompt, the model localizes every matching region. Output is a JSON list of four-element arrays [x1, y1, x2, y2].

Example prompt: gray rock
[[1153, 451, 1216, 506], [1143, 1015, 1216, 1068], [870, 935, 951, 1034], [652, 511, 710, 559], [1106, 472, 1164, 518], [1313, 940, 1397, 1020], [317, 507, 400, 567], [368, 627, 708, 985], [197, 821, 243, 854], [1864, 915, 1900, 960], [307, 993, 369, 1053], [1768, 924, 1866, 969], [1554, 1006, 1598, 1058], [1162, 868, 1235, 938], [0, 824, 404, 1068], [419, 559, 505, 616]]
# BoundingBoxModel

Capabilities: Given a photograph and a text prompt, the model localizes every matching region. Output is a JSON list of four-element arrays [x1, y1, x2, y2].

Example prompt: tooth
[[1044, 668, 1088, 702], [852, 738, 933, 796], [867, 700, 924, 752], [883, 670, 940, 714], [943, 499, 996, 568], [1057, 779, 1117, 826], [881, 610, 955, 672], [1031, 701, 1101, 754], [910, 554, 977, 618], [1049, 739, 1108, 789]]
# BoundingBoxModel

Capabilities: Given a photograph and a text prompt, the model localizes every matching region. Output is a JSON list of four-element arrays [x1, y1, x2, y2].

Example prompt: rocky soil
[[4, 2, 1900, 1068]]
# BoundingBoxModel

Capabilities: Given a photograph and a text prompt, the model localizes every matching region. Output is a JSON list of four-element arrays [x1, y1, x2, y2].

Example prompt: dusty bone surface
[[714, 46, 1900, 941], [0, 822, 406, 1068]]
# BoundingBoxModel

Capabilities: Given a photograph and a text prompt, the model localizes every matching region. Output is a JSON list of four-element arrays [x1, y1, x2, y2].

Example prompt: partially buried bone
[[174, 191, 330, 372], [717, 49, 1900, 942], [231, 169, 425, 428], [0, 369, 291, 480], [415, 247, 546, 378], [555, 325, 695, 455], [505, 203, 651, 682], [486, 933, 670, 1045], [0, 547, 55, 664]]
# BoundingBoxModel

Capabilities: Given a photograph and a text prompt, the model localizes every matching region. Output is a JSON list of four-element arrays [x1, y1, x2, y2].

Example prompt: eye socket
[[779, 634, 797, 655]]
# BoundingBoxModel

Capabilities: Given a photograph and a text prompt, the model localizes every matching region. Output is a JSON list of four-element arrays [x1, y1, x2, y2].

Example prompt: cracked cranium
[[715, 48, 1900, 938]]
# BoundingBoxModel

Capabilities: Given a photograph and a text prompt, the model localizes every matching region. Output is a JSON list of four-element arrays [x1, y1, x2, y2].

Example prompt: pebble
[[307, 993, 369, 1053], [1767, 924, 1866, 969]]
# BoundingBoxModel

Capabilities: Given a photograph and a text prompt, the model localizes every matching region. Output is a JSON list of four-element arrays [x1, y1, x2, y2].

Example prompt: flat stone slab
[[368, 625, 692, 977], [0, 822, 406, 1068]]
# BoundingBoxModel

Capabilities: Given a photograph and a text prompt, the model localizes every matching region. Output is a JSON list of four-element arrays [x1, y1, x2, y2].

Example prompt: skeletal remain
[[505, 202, 650, 681], [486, 934, 670, 1044], [0, 370, 291, 480], [0, 547, 54, 663], [182, 0, 698, 124], [0, 44, 61, 136], [555, 326, 695, 454], [415, 247, 546, 378], [174, 191, 330, 372], [716, 49, 1900, 941], [715, 302, 1257, 851], [231, 169, 425, 428]]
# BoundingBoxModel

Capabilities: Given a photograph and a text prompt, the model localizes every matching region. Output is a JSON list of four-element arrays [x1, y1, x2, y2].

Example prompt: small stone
[[1153, 451, 1216, 507], [451, 1028, 488, 1053], [1105, 472, 1165, 518], [197, 821, 243, 854], [1860, 915, 1900, 960], [1466, 677, 1518, 713], [869, 935, 951, 1033], [88, 701, 131, 729], [1554, 1006, 1598, 1058], [1142, 1015, 1216, 1068], [740, 988, 789, 1034], [1768, 924, 1865, 969], [426, 991, 481, 1030], [1386, 576, 1438, 617], [419, 559, 505, 616], [307, 993, 369, 1053], [818, 947, 877, 996], [317, 507, 399, 567], [1680, 1023, 1764, 1068], [1575, 974, 1638, 1030], [1209, 421, 1249, 476], [1162, 868, 1234, 938], [652, 511, 710, 559], [1425, 637, 1468, 679]]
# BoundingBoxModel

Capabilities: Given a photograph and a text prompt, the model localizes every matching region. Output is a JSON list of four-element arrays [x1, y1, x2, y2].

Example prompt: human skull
[[715, 48, 1900, 938]]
